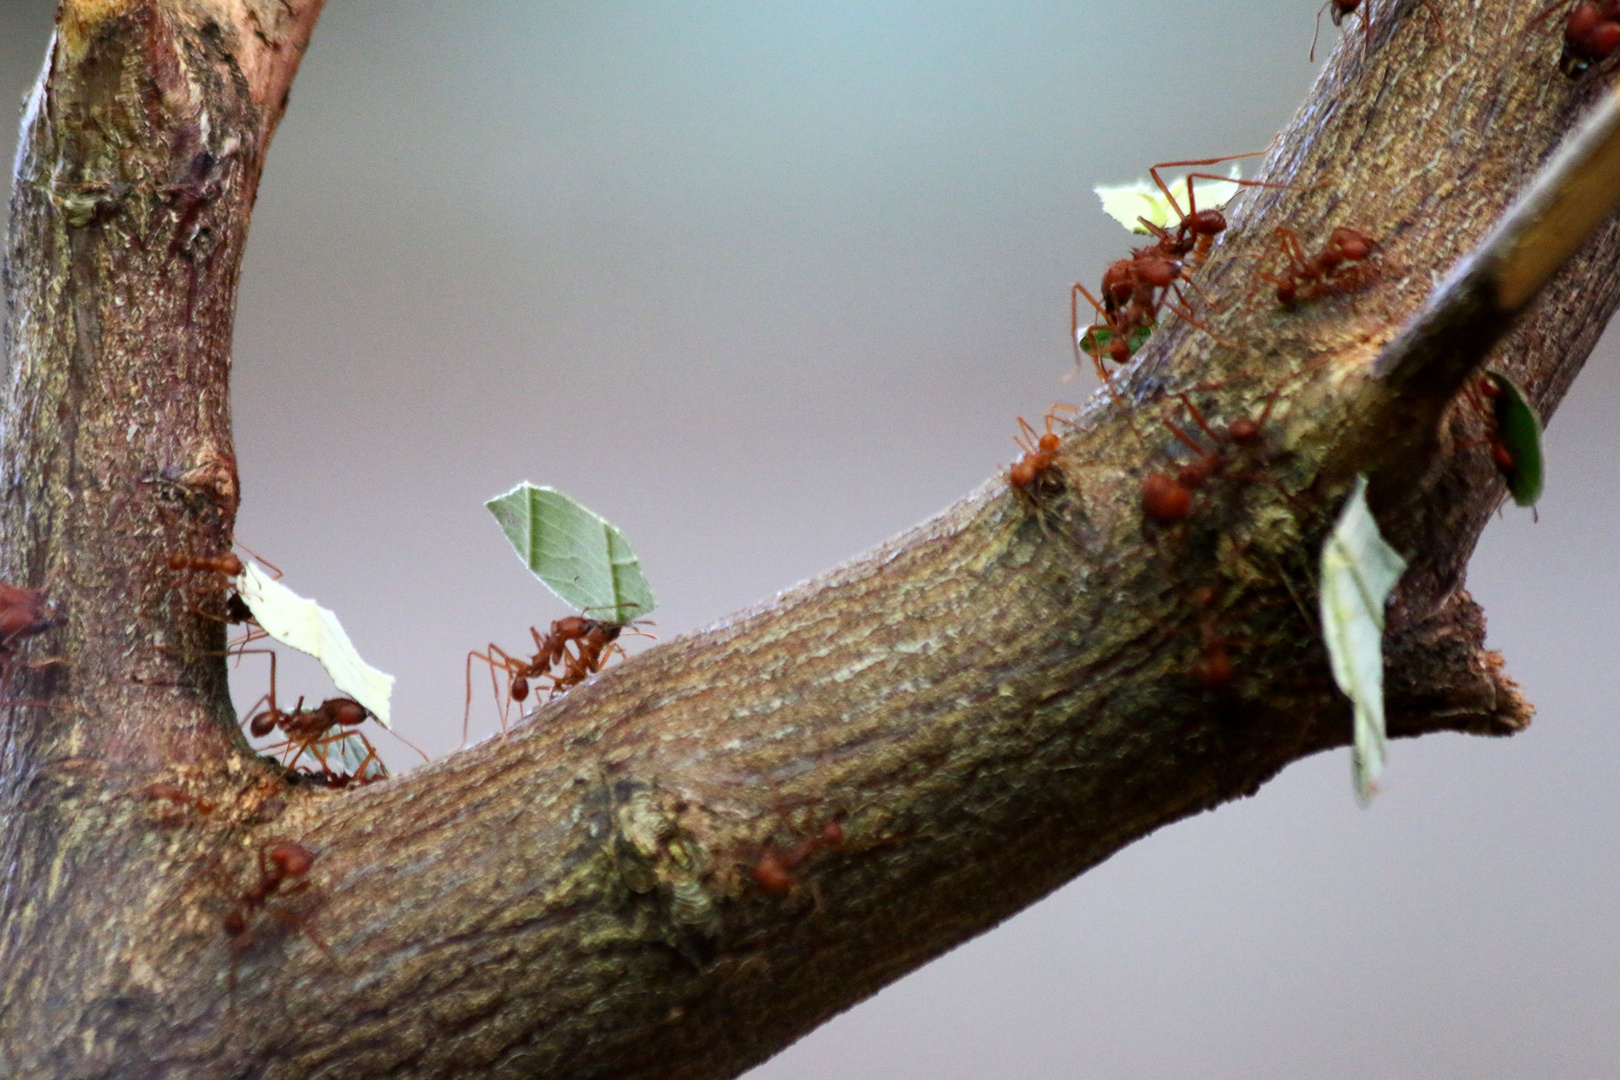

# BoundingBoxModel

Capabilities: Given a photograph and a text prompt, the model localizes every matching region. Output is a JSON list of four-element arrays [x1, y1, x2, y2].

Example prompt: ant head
[[1108, 335, 1131, 365], [1567, 4, 1603, 43], [249, 710, 279, 738], [553, 616, 590, 638], [1009, 460, 1037, 489], [1567, 14, 1620, 71], [752, 853, 794, 896]]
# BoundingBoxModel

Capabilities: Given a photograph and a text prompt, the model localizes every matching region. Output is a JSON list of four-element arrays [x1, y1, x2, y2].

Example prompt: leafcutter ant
[[465, 610, 653, 742], [1258, 225, 1381, 308], [751, 820, 845, 901], [143, 781, 218, 827], [195, 838, 327, 1009], [1074, 151, 1298, 398], [1140, 392, 1274, 525], [1008, 406, 1076, 494], [1531, 1, 1620, 76]]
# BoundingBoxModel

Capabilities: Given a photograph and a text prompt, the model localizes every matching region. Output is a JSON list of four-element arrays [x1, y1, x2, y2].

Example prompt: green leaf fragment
[[1078, 322, 1155, 358], [1485, 371, 1544, 507], [486, 483, 657, 624], [1318, 476, 1408, 806]]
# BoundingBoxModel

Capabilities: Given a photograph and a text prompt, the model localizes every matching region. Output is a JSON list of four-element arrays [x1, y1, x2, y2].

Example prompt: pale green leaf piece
[[296, 732, 386, 781], [1095, 166, 1242, 235], [232, 562, 396, 727], [1318, 476, 1408, 806], [486, 483, 657, 625]]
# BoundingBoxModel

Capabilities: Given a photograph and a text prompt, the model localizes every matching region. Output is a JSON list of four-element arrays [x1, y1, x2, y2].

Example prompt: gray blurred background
[[4, 2, 1617, 1076]]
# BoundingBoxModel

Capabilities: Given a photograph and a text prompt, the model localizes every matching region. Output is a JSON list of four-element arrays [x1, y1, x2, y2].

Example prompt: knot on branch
[[609, 782, 722, 967]]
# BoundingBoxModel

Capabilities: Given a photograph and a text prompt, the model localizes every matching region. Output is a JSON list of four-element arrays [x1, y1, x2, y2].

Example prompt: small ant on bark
[[249, 695, 390, 785], [1141, 392, 1273, 525], [0, 582, 60, 697], [1259, 226, 1381, 308], [1531, 1, 1620, 76], [143, 781, 218, 826], [751, 821, 845, 900], [1008, 406, 1076, 493], [195, 838, 326, 1010]]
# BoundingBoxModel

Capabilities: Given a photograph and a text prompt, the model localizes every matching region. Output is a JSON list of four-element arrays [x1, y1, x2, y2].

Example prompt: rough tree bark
[[1, 1, 1616, 1077]]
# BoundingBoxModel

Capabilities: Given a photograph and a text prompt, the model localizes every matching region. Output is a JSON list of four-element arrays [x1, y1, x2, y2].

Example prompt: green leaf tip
[[486, 483, 658, 625], [1485, 371, 1544, 508], [1319, 476, 1408, 806]]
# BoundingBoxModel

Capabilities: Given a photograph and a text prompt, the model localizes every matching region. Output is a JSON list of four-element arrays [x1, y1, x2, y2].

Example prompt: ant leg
[[1147, 149, 1272, 218], [1070, 284, 1127, 405], [1173, 393, 1223, 444], [463, 645, 518, 748], [1163, 294, 1238, 347], [1162, 418, 1212, 460], [379, 725, 430, 766], [1014, 416, 1040, 455], [231, 540, 283, 580], [1311, 0, 1332, 61]]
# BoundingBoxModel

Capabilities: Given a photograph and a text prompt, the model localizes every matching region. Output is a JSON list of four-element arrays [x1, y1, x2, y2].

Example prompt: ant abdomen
[[1142, 473, 1192, 523]]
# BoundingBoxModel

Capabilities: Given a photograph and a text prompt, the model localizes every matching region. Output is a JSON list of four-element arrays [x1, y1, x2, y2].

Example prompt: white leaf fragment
[[1318, 476, 1407, 805], [1095, 166, 1242, 234], [232, 562, 395, 727]]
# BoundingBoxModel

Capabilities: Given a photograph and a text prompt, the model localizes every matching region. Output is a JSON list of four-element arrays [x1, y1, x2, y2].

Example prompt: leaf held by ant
[[1484, 371, 1544, 508], [1078, 322, 1155, 360], [485, 483, 658, 626]]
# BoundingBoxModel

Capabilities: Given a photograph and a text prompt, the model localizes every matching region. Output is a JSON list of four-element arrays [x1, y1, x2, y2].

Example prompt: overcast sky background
[[4, 2, 1618, 1077]]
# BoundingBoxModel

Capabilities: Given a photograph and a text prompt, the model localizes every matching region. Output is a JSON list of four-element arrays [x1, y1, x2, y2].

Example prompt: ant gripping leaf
[[231, 563, 396, 727], [1318, 477, 1407, 807], [485, 483, 658, 625]]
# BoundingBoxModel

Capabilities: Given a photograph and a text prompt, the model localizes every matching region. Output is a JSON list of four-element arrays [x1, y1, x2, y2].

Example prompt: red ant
[[1311, 0, 1443, 63], [1008, 406, 1076, 492], [196, 838, 326, 1010], [168, 552, 244, 577], [751, 821, 845, 899], [143, 781, 218, 826], [1074, 152, 1297, 397], [1259, 226, 1380, 308], [465, 611, 651, 741], [1531, 1, 1620, 76], [1140, 392, 1273, 525], [0, 582, 60, 697], [249, 695, 390, 784]]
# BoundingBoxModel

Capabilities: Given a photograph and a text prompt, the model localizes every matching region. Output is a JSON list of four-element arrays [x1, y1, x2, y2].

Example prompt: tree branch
[[3, 1, 1617, 1078]]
